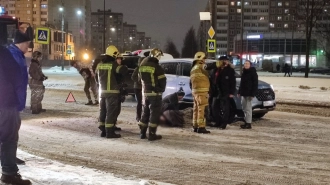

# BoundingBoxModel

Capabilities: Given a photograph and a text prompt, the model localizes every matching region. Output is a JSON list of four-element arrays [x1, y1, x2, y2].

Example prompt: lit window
[[278, 16, 282, 20], [230, 1, 235, 6], [285, 2, 290, 6], [284, 24, 289, 28], [237, 1, 241, 6], [237, 9, 241, 13], [278, 2, 282, 6], [41, 4, 47, 8], [260, 16, 265, 20], [285, 9, 289, 13], [245, 2, 250, 6], [270, 23, 275, 28]]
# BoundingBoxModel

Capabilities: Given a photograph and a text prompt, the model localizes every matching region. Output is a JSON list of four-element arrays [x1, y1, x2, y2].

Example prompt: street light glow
[[83, 53, 89, 60], [111, 27, 115, 32], [59, 7, 63, 12], [129, 37, 133, 40], [77, 10, 82, 15]]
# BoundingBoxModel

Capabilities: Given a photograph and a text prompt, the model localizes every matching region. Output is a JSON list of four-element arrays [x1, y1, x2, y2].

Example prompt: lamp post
[[77, 10, 82, 56], [59, 7, 64, 71]]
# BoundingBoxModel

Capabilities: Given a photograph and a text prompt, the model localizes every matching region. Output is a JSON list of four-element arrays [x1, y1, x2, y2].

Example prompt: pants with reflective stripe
[[140, 95, 162, 128], [99, 94, 120, 128], [192, 92, 208, 128]]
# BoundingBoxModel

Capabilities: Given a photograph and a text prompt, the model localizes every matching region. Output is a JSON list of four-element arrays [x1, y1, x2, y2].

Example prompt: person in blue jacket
[[0, 30, 32, 185]]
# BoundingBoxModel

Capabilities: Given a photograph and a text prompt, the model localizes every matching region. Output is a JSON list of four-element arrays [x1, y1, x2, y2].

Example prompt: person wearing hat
[[70, 60, 99, 105], [209, 55, 236, 129], [29, 51, 48, 114], [190, 51, 224, 134], [0, 32, 32, 184], [159, 90, 186, 127], [161, 90, 185, 112]]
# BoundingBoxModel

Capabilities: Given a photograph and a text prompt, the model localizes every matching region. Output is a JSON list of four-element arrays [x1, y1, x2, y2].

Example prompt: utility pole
[[60, 4, 65, 71], [103, 0, 106, 53], [240, 1, 244, 75]]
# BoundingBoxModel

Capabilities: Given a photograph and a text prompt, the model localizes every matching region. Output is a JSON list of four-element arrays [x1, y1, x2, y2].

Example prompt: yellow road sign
[[208, 26, 215, 39]]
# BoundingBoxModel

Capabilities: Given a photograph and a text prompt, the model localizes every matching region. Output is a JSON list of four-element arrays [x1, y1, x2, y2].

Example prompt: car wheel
[[253, 113, 266, 119]]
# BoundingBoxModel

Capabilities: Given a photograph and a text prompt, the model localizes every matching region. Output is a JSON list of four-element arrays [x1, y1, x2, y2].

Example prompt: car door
[[177, 61, 193, 102], [160, 62, 179, 98]]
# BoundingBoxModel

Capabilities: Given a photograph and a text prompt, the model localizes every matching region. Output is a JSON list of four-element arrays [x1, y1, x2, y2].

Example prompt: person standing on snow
[[131, 57, 144, 122], [190, 51, 223, 134], [95, 45, 128, 138], [29, 51, 48, 114], [70, 60, 98, 105], [0, 31, 32, 185], [238, 60, 258, 129], [138, 48, 167, 141]]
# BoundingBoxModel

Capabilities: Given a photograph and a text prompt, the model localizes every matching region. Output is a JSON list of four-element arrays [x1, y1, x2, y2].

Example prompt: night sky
[[91, 0, 208, 52]]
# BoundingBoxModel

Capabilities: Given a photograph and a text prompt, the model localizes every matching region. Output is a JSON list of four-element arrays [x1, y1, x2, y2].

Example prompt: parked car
[[159, 59, 276, 118], [122, 50, 174, 95]]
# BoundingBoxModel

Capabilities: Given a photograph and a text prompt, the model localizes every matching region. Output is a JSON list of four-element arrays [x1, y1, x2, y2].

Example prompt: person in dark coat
[[276, 64, 280, 72], [29, 51, 48, 114], [284, 63, 291, 77], [70, 60, 98, 105], [209, 56, 236, 129], [238, 60, 258, 129], [0, 31, 32, 184], [131, 57, 144, 122], [160, 91, 185, 127]]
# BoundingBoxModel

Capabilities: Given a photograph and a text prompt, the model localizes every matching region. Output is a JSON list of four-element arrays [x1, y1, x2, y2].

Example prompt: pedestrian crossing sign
[[35, 27, 50, 44], [207, 39, 216, 53]]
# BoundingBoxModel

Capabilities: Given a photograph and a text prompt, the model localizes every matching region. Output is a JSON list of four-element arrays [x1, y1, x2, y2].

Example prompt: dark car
[[159, 59, 276, 118]]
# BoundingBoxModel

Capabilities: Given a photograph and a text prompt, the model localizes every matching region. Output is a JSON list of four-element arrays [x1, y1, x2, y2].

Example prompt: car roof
[[159, 58, 217, 63]]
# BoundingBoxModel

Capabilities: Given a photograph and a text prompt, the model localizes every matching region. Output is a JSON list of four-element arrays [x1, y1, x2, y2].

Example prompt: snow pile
[[9, 150, 172, 185], [43, 66, 78, 74]]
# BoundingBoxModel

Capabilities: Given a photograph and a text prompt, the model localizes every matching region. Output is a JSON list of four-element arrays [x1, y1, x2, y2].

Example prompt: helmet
[[32, 51, 42, 60], [193, 52, 206, 61], [149, 48, 163, 59], [106, 45, 120, 58]]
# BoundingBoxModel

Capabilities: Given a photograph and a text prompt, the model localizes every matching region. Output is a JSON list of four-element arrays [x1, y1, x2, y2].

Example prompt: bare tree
[[296, 0, 328, 78]]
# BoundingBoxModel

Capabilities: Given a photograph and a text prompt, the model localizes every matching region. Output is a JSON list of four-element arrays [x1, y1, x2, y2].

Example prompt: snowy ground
[[2, 66, 329, 184]]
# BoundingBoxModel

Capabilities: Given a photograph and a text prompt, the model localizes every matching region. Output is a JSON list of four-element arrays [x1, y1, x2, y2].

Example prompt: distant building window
[[285, 9, 289, 14], [237, 1, 241, 6], [278, 2, 282, 6], [237, 9, 241, 13], [270, 23, 275, 28], [41, 4, 47, 8], [230, 2, 235, 6], [284, 24, 289, 28], [278, 16, 282, 20]]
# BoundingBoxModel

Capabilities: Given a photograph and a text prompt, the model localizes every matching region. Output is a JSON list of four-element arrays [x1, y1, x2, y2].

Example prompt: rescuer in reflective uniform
[[190, 51, 223, 134], [138, 48, 167, 141], [95, 45, 128, 138]]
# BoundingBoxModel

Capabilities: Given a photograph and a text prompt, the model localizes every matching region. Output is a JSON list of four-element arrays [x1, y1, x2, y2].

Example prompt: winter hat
[[177, 91, 185, 97], [14, 30, 31, 44]]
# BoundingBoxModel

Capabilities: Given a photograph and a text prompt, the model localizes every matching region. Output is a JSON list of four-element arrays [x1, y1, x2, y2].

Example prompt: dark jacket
[[131, 57, 144, 89], [6, 44, 28, 111], [210, 64, 236, 97], [139, 57, 166, 96], [238, 67, 258, 97], [162, 92, 179, 112], [29, 59, 46, 86], [95, 55, 128, 97], [0, 46, 25, 111]]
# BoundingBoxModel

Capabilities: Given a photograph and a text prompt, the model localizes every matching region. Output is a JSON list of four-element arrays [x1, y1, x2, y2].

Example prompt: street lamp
[[59, 7, 64, 71]]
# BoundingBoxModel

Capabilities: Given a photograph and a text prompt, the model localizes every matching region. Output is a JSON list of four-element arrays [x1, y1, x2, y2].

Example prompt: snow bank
[[6, 150, 173, 185], [43, 66, 78, 74]]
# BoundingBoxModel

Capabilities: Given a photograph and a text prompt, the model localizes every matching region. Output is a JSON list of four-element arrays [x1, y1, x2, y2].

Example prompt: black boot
[[219, 124, 227, 130], [1, 173, 31, 185], [16, 157, 25, 165], [85, 100, 93, 105], [114, 125, 121, 131], [240, 123, 247, 129], [148, 127, 162, 141], [241, 123, 252, 129], [106, 127, 121, 138], [192, 127, 198, 133], [94, 100, 99, 105], [98, 126, 106, 137], [197, 127, 211, 134], [139, 125, 148, 139]]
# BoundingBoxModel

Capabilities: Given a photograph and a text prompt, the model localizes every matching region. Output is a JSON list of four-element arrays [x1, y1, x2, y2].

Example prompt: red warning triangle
[[65, 92, 76, 103]]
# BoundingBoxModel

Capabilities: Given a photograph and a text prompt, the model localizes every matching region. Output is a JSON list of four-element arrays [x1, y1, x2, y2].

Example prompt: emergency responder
[[209, 56, 236, 129], [113, 54, 128, 131], [138, 48, 167, 141], [95, 45, 128, 138], [190, 51, 223, 134], [70, 60, 98, 105], [29, 51, 48, 114], [131, 57, 144, 122]]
